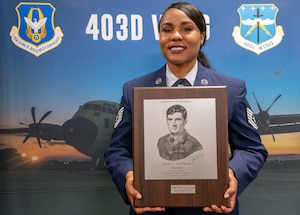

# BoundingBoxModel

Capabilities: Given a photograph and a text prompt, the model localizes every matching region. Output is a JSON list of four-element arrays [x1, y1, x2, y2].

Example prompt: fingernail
[[136, 193, 142, 199], [224, 193, 230, 199]]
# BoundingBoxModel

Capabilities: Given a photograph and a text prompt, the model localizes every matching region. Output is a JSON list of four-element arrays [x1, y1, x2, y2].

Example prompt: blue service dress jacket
[[104, 62, 268, 215]]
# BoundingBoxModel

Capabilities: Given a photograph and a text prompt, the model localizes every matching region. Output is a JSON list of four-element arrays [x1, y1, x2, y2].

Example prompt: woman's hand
[[125, 171, 165, 214], [203, 168, 238, 213]]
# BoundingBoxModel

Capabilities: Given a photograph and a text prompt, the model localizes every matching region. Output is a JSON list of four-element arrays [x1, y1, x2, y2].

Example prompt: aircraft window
[[104, 118, 109, 128], [82, 104, 92, 110], [102, 106, 106, 113], [107, 108, 113, 114], [93, 104, 102, 111]]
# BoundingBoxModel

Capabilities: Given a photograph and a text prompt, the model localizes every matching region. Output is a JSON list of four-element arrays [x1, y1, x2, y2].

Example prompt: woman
[[104, 2, 268, 215]]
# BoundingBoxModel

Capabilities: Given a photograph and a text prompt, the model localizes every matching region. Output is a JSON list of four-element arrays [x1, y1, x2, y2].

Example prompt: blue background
[[0, 1, 299, 215], [1, 0, 299, 128]]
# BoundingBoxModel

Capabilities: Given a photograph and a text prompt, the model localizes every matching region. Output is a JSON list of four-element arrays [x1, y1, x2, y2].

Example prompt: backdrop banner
[[0, 1, 299, 215]]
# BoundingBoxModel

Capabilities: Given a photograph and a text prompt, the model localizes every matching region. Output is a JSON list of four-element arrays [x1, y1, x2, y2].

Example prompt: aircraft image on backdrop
[[1, 95, 299, 167], [0, 100, 119, 169], [252, 93, 300, 141]]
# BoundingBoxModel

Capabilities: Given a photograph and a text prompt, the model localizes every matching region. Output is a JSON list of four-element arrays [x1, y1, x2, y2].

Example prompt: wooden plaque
[[132, 86, 229, 207]]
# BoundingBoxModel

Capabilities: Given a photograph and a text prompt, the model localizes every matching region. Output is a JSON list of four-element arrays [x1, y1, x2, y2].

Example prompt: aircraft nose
[[62, 117, 97, 151]]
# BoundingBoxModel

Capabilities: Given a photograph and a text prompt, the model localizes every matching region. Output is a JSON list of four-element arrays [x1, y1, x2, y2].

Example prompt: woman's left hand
[[202, 168, 238, 213]]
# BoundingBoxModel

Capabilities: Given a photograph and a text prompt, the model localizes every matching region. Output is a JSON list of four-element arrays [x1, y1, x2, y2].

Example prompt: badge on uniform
[[247, 107, 258, 129], [114, 107, 124, 128]]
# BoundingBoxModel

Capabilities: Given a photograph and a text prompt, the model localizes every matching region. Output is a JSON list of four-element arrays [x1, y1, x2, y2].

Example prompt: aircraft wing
[[0, 124, 64, 141], [261, 114, 300, 134], [0, 128, 29, 134]]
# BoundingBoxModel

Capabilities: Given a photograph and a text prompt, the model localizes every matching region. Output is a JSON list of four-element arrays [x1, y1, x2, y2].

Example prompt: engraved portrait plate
[[132, 86, 229, 207]]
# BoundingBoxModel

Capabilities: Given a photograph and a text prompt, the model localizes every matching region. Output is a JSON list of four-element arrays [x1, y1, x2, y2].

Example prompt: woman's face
[[159, 8, 205, 68]]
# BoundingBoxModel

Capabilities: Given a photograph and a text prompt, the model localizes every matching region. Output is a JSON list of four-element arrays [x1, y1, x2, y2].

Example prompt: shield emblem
[[232, 4, 284, 55], [10, 2, 63, 57]]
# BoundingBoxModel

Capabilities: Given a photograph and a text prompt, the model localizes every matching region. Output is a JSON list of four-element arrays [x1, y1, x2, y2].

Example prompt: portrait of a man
[[157, 104, 203, 161]]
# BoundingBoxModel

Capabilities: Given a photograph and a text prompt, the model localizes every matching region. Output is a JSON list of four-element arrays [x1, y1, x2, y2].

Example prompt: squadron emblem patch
[[10, 2, 63, 57], [232, 4, 284, 55]]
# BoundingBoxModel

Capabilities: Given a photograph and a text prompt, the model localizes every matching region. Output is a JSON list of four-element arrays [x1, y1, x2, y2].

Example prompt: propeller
[[252, 92, 281, 141], [266, 94, 281, 113], [23, 107, 52, 148]]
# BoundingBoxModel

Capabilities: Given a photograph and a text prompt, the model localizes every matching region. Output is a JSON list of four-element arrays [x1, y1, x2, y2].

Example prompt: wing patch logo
[[232, 4, 284, 55], [10, 2, 63, 57]]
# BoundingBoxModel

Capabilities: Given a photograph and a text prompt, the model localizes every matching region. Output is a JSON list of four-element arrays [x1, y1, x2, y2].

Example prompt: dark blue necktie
[[172, 78, 191, 87]]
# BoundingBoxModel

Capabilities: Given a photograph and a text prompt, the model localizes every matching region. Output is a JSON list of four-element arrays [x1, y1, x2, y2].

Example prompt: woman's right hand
[[125, 171, 165, 214]]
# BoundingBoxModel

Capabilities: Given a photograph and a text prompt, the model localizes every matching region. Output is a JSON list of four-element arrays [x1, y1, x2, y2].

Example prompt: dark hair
[[166, 104, 187, 119], [159, 2, 211, 68]]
